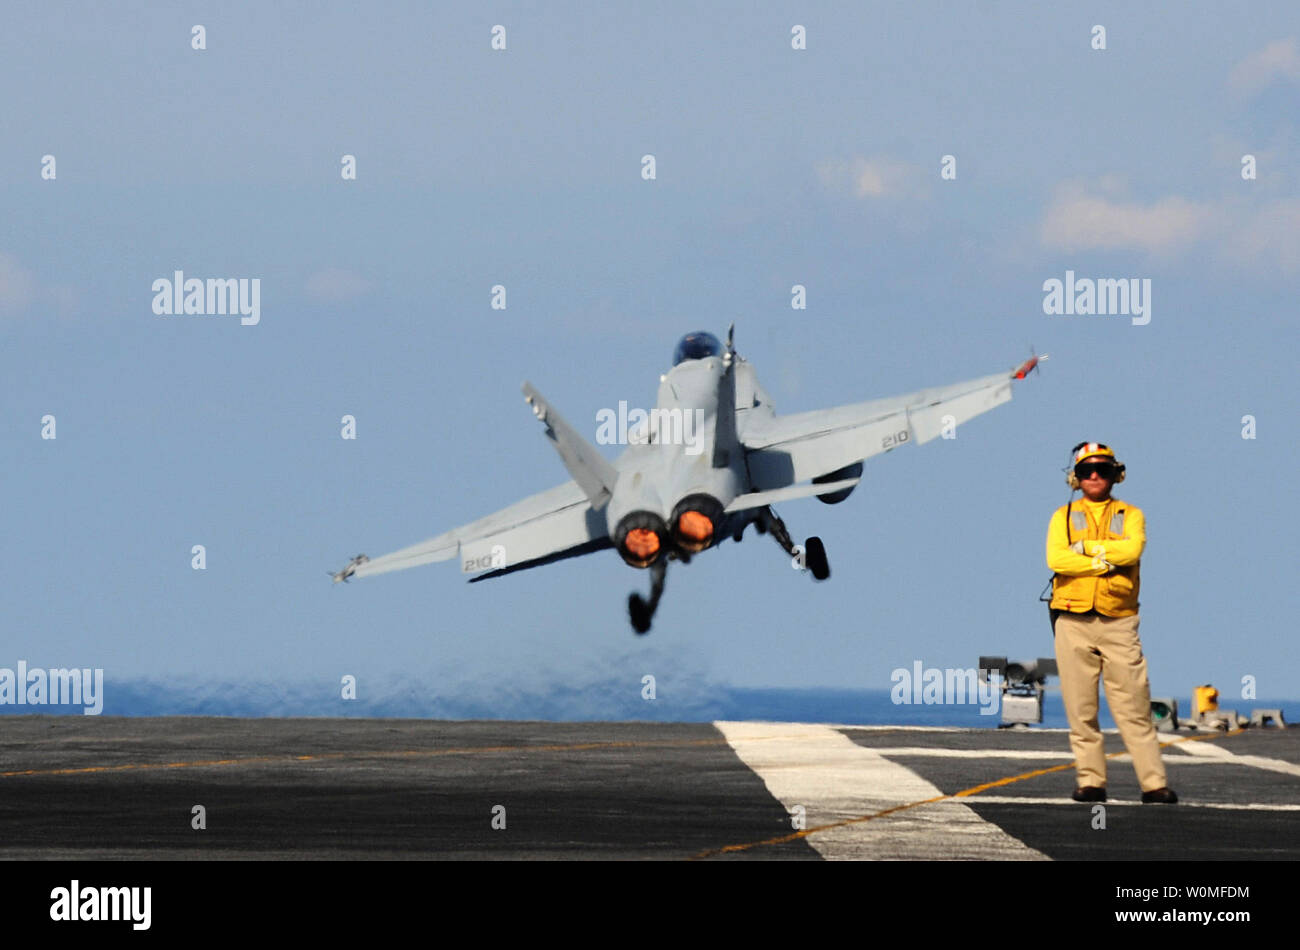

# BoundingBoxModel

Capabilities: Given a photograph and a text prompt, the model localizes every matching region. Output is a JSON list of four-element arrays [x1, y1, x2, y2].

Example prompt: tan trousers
[[1053, 611, 1168, 791]]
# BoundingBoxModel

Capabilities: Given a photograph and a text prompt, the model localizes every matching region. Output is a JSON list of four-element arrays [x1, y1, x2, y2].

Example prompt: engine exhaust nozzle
[[614, 511, 669, 568], [669, 494, 725, 554]]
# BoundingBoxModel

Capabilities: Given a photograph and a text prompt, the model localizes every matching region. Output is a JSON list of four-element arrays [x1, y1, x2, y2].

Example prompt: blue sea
[[1, 677, 1292, 731]]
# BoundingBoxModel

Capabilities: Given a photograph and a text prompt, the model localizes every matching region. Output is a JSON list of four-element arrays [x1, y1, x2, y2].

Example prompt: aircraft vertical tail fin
[[521, 382, 617, 510], [713, 324, 737, 468]]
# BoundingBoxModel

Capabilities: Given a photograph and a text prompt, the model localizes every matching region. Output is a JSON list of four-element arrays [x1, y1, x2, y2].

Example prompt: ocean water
[[1, 676, 1292, 731]]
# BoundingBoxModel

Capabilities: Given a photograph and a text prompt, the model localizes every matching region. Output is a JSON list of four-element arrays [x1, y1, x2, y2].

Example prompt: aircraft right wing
[[335, 479, 611, 583], [740, 366, 1026, 490]]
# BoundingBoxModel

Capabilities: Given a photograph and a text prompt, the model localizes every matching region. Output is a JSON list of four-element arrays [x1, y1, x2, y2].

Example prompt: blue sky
[[2, 3, 1297, 715]]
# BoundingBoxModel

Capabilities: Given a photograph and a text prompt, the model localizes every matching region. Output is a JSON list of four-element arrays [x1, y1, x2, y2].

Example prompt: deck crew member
[[1046, 442, 1177, 804]]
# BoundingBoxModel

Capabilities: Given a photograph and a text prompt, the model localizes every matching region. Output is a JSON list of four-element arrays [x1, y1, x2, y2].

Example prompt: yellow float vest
[[1050, 498, 1141, 617]]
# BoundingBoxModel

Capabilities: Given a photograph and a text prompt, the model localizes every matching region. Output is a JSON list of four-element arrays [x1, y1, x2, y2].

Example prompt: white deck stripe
[[868, 747, 1249, 765], [965, 795, 1300, 811], [715, 721, 1048, 861], [837, 724, 1077, 733], [868, 748, 1072, 759], [1174, 741, 1236, 758], [1228, 755, 1300, 777], [1168, 740, 1300, 776]]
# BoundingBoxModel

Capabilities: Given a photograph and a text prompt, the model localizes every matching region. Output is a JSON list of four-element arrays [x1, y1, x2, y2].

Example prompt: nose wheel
[[628, 558, 667, 634]]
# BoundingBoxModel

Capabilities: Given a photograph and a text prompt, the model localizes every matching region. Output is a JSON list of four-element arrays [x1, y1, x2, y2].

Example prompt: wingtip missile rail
[[1012, 352, 1048, 380]]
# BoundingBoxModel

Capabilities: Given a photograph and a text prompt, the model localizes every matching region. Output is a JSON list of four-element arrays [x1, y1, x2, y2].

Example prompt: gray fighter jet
[[334, 328, 1043, 632]]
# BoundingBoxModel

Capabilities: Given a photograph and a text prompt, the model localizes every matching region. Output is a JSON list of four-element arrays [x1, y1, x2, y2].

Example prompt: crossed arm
[[1046, 506, 1145, 576]]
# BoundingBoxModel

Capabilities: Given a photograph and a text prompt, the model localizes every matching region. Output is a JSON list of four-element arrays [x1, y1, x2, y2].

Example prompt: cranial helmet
[[1066, 441, 1126, 488]]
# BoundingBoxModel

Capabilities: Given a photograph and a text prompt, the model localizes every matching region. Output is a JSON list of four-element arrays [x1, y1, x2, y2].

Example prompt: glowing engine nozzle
[[677, 511, 713, 544], [670, 494, 725, 554], [614, 512, 668, 568]]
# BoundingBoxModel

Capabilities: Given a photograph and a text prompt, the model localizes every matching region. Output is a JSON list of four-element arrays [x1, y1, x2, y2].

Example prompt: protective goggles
[[1074, 462, 1118, 480]]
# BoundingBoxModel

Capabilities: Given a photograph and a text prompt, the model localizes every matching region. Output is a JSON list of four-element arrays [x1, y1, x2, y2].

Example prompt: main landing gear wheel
[[758, 506, 830, 580], [627, 558, 668, 634], [804, 536, 830, 580], [629, 594, 652, 634]]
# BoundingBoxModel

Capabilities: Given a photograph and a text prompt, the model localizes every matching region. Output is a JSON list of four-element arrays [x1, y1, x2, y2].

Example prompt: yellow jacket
[[1046, 496, 1144, 616]]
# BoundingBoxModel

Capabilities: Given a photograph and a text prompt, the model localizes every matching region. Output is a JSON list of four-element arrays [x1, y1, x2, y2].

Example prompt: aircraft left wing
[[741, 362, 1033, 490], [334, 479, 610, 583]]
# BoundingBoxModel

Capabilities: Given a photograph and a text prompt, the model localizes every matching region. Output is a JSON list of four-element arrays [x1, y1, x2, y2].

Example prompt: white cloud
[[816, 156, 921, 199], [304, 268, 371, 302], [1039, 184, 1209, 253], [1229, 38, 1300, 96], [1039, 181, 1300, 276], [0, 253, 36, 315]]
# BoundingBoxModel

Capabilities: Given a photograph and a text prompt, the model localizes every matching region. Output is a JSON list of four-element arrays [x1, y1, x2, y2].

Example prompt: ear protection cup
[[1067, 441, 1087, 488]]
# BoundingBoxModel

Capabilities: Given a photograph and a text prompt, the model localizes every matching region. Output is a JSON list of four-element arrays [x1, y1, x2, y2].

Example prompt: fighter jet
[[334, 328, 1043, 632]]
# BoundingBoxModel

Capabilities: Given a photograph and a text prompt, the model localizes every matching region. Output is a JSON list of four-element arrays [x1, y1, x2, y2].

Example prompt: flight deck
[[0, 716, 1295, 860]]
